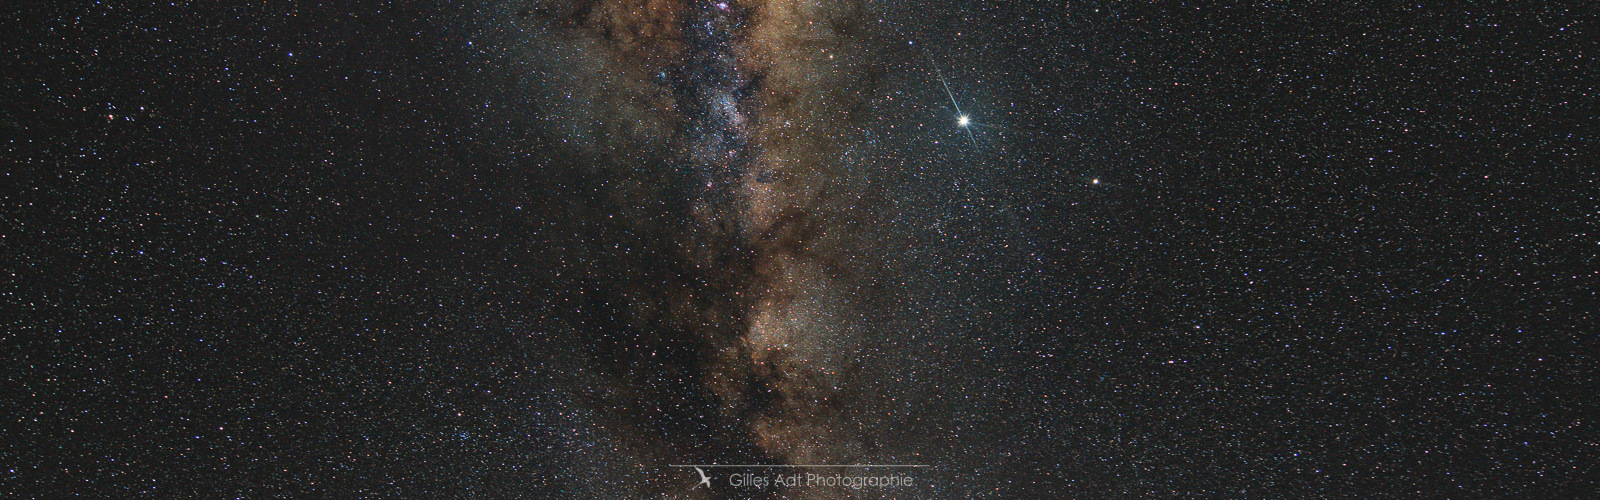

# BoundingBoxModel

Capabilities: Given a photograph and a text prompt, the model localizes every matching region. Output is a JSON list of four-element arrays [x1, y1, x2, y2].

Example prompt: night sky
[[4, 1, 1595, 498]]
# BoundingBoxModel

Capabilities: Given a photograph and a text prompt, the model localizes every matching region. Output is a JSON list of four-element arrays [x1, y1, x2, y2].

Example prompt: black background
[[4, 1, 1594, 497]]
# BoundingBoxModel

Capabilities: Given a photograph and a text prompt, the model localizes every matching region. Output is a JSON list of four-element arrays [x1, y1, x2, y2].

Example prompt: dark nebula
[[4, 0, 1594, 498], [502, 1, 912, 495]]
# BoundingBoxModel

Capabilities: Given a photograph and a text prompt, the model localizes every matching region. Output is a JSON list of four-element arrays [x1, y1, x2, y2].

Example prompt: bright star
[[924, 52, 977, 147]]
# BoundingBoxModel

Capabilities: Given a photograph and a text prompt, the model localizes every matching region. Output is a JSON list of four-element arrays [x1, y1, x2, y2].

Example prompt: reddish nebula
[[507, 0, 901, 496]]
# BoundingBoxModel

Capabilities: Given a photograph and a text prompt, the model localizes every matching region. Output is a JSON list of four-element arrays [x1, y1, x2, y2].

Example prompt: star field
[[3, 1, 1594, 497]]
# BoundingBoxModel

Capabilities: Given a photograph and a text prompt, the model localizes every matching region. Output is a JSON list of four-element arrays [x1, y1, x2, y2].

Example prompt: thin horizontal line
[[669, 464, 928, 468]]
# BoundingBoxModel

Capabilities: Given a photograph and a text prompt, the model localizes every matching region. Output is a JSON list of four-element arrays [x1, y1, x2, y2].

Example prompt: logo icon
[[691, 466, 712, 490]]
